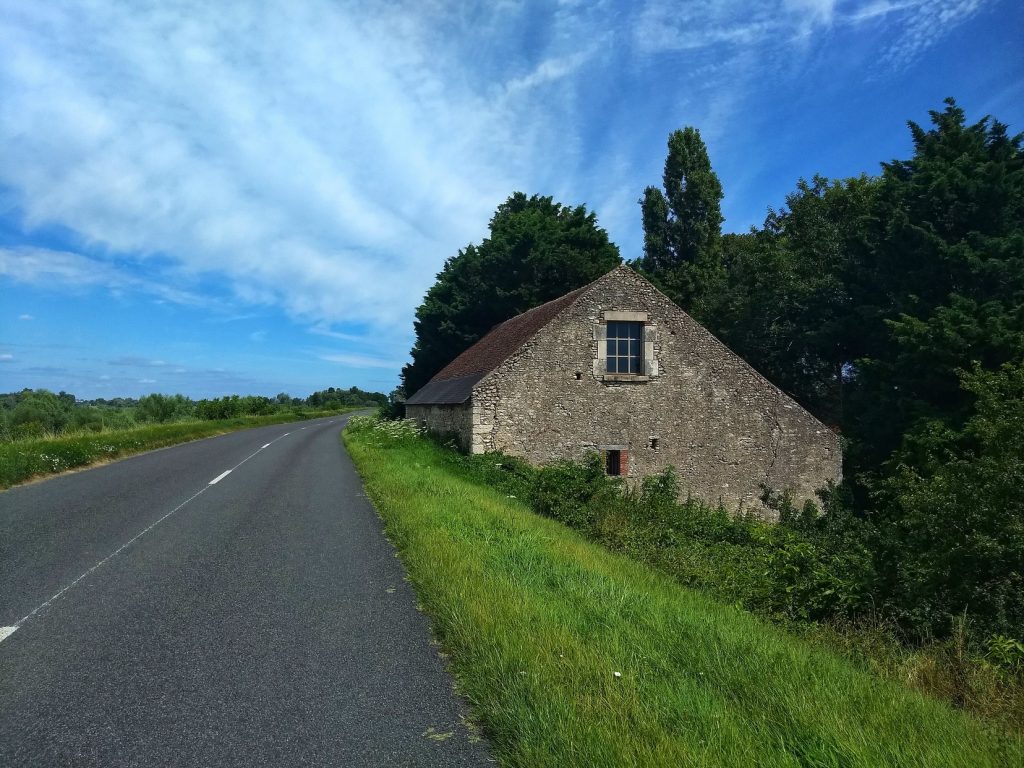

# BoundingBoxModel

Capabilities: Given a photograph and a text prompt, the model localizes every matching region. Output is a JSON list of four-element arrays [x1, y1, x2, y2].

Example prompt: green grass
[[0, 408, 360, 488], [344, 423, 1022, 767]]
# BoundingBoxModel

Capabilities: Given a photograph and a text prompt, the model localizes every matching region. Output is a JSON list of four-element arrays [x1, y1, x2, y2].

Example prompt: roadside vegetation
[[345, 416, 1021, 767], [0, 386, 384, 488], [392, 99, 1024, 704]]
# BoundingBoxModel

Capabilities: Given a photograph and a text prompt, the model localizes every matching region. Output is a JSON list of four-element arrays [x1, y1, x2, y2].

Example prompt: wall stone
[[405, 403, 475, 451], [468, 267, 841, 516]]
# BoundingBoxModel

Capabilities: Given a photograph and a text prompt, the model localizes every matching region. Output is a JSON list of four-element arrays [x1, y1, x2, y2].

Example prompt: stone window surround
[[594, 310, 658, 382]]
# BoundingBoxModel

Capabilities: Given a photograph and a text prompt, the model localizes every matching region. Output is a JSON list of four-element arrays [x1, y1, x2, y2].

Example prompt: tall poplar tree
[[636, 127, 724, 317]]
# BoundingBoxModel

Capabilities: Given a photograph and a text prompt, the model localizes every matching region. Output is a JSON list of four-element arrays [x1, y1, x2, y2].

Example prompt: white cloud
[[0, 353, 13, 362], [249, 330, 267, 343], [139, 378, 157, 384], [632, 0, 986, 61], [504, 50, 595, 94], [0, 0, 992, 344], [319, 353, 403, 369], [18, 313, 33, 320], [0, 2, 534, 332], [0, 246, 205, 306]]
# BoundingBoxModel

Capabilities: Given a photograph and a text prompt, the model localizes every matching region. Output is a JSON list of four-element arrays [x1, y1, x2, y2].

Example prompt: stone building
[[405, 265, 840, 511]]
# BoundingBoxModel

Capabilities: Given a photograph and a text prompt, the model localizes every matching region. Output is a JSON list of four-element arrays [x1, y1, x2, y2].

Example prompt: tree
[[635, 127, 724, 317], [137, 393, 193, 423], [708, 175, 877, 425], [847, 98, 1024, 476], [874, 363, 1024, 638], [10, 389, 70, 435], [402, 192, 621, 394]]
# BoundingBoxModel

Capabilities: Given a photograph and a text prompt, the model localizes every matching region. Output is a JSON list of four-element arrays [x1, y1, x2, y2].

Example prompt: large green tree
[[636, 127, 724, 316], [670, 100, 1023, 638], [847, 99, 1024, 477], [402, 193, 621, 395], [708, 175, 877, 425]]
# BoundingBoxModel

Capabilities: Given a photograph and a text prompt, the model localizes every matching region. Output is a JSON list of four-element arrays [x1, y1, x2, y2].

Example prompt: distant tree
[[305, 386, 388, 409], [402, 192, 621, 394], [635, 127, 724, 317], [137, 393, 193, 423], [10, 389, 70, 435]]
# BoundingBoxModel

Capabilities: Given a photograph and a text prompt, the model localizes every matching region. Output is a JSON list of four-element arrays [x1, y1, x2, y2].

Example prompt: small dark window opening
[[606, 321, 642, 374], [575, 371, 582, 380], [649, 438, 658, 450], [605, 449, 623, 476]]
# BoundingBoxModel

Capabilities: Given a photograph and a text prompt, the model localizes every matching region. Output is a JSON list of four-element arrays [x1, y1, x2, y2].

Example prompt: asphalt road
[[0, 415, 492, 767]]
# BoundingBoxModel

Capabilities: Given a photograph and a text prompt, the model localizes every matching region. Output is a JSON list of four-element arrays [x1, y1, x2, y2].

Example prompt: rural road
[[0, 415, 492, 767]]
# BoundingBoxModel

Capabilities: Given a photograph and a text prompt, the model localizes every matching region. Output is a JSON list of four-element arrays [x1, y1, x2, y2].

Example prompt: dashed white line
[[5, 429, 295, 639], [209, 470, 232, 485]]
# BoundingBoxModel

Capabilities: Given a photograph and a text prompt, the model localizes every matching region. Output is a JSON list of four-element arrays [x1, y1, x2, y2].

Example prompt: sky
[[1, 0, 1021, 400]]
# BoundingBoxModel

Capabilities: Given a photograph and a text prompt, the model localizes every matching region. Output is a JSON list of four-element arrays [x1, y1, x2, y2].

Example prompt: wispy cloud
[[108, 356, 171, 368], [319, 352, 404, 369], [18, 314, 33, 321], [632, 0, 986, 65], [0, 246, 205, 306], [0, 0, 995, 346], [0, 353, 13, 362]]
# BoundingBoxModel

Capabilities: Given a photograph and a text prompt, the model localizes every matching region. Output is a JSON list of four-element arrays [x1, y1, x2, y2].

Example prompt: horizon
[[1, 0, 1022, 399]]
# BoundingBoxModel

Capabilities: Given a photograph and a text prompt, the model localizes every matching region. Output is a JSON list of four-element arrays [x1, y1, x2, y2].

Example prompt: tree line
[[400, 98, 1023, 643], [0, 385, 387, 440]]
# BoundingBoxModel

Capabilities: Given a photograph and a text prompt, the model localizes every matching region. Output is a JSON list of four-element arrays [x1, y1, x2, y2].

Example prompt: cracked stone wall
[[469, 268, 840, 515]]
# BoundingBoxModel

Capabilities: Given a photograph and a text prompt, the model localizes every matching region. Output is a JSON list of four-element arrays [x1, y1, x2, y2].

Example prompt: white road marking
[[10, 430, 293, 634], [209, 470, 232, 485]]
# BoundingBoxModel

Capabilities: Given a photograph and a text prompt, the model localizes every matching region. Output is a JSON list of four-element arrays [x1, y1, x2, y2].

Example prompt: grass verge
[[0, 408, 359, 489], [344, 420, 1022, 767]]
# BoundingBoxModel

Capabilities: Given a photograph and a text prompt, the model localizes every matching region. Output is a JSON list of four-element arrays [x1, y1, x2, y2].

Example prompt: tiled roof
[[406, 282, 591, 405]]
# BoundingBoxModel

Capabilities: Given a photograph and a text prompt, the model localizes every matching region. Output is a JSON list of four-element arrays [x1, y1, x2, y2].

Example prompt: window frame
[[595, 310, 656, 383], [604, 320, 643, 375]]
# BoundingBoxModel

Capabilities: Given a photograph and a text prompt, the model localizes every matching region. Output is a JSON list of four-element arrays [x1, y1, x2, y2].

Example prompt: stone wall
[[405, 403, 475, 451], [470, 267, 840, 515]]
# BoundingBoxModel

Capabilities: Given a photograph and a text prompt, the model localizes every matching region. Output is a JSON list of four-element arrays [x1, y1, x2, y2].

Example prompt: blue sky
[[1, 0, 1021, 400]]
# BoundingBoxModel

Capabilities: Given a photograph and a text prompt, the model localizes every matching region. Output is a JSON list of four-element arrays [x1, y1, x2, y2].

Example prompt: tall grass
[[344, 418, 1021, 767], [0, 409, 355, 488]]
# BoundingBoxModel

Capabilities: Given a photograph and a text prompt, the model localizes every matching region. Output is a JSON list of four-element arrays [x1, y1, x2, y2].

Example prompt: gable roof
[[405, 277, 600, 405]]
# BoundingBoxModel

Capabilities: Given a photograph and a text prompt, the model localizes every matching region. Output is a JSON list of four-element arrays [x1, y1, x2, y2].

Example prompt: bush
[[530, 454, 613, 531], [137, 393, 193, 423], [874, 363, 1024, 640], [10, 390, 69, 434]]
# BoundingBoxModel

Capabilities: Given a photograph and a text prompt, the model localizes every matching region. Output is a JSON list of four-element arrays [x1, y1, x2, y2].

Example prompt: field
[[0, 409, 357, 488]]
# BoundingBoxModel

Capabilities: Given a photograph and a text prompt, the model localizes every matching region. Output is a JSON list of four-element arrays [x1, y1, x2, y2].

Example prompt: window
[[605, 321, 642, 374], [604, 449, 624, 476]]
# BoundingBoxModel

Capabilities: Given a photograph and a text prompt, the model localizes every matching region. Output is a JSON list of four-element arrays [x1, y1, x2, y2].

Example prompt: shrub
[[136, 393, 194, 423], [10, 390, 69, 434]]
